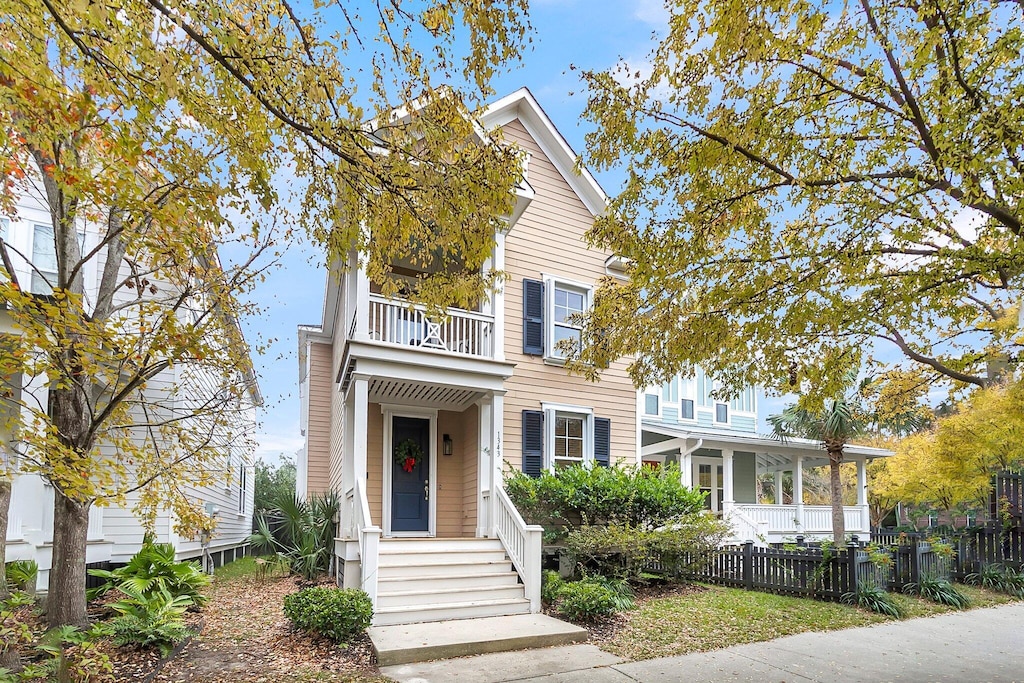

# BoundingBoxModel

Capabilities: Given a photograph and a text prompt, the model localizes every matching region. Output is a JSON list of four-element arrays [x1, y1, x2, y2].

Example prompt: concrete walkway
[[382, 602, 1024, 682]]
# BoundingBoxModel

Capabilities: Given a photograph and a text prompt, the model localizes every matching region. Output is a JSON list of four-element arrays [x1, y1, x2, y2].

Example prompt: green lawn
[[600, 583, 1019, 661]]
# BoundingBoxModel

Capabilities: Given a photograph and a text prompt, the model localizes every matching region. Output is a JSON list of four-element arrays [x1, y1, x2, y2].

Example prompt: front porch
[[642, 422, 891, 544], [333, 351, 543, 625]]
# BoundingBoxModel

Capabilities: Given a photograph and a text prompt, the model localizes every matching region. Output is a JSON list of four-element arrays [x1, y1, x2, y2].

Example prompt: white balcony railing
[[494, 487, 542, 612], [367, 295, 494, 359]]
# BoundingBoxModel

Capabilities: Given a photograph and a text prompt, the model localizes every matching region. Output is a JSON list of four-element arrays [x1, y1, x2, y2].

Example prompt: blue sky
[[244, 0, 789, 462]]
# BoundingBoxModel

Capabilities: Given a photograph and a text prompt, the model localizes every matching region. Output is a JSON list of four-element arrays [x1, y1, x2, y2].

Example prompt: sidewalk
[[381, 602, 1024, 682]]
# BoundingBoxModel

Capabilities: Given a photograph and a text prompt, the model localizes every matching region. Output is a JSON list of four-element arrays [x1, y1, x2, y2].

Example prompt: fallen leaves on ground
[[153, 566, 385, 683]]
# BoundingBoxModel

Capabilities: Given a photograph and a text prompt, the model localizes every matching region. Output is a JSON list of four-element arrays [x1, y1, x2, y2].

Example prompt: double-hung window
[[550, 282, 586, 360], [237, 463, 247, 514], [522, 276, 593, 362], [643, 389, 659, 416], [31, 224, 57, 295], [544, 403, 592, 470]]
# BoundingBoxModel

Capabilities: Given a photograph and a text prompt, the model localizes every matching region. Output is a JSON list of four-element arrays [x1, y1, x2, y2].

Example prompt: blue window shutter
[[522, 410, 544, 477], [523, 279, 544, 355], [594, 417, 611, 468]]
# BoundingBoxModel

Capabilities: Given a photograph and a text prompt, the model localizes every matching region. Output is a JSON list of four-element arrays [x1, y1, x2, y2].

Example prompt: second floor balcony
[[366, 294, 495, 360]]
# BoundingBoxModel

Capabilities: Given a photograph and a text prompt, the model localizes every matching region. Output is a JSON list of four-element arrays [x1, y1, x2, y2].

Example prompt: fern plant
[[107, 584, 193, 656]]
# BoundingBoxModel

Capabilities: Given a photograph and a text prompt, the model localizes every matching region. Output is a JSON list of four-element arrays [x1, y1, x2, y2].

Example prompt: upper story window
[[237, 463, 248, 515], [522, 277, 593, 362], [643, 390, 659, 416], [31, 224, 57, 295], [644, 374, 696, 420]]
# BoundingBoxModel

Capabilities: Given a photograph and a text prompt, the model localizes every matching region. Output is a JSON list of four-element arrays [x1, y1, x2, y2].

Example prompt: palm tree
[[769, 396, 866, 545]]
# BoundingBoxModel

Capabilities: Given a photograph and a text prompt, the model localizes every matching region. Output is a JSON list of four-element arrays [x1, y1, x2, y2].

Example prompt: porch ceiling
[[368, 377, 483, 411]]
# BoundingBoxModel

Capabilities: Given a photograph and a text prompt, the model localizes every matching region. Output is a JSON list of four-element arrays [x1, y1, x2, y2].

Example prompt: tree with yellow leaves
[[0, 0, 529, 627], [870, 380, 1024, 526]]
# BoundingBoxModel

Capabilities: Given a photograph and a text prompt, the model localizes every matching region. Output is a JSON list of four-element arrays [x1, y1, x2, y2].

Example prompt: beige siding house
[[296, 89, 639, 626]]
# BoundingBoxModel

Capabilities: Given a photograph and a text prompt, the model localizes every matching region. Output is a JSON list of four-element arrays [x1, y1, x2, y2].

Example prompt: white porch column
[[794, 455, 804, 532], [477, 396, 494, 537], [774, 469, 784, 505], [353, 256, 370, 341], [680, 449, 693, 488], [721, 449, 734, 514], [492, 232, 506, 362], [339, 386, 356, 538], [857, 458, 870, 533], [352, 376, 369, 497], [490, 394, 504, 536]]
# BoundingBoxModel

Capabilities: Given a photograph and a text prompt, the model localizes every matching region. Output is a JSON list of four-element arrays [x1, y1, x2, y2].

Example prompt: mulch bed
[[150, 573, 380, 682]]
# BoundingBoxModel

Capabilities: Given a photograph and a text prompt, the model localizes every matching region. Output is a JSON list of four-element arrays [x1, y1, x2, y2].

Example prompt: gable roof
[[481, 87, 608, 217]]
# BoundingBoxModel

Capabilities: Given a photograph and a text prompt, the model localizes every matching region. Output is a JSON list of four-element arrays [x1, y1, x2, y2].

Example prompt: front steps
[[369, 613, 589, 666], [374, 537, 531, 626]]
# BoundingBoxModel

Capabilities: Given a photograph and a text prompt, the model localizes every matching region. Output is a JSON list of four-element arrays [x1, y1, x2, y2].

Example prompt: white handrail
[[353, 478, 381, 609], [367, 294, 494, 359], [494, 487, 543, 612], [725, 506, 769, 547]]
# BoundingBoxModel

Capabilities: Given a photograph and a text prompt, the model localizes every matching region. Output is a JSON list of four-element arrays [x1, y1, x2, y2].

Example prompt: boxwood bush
[[556, 578, 620, 621], [283, 587, 373, 644], [504, 463, 706, 542]]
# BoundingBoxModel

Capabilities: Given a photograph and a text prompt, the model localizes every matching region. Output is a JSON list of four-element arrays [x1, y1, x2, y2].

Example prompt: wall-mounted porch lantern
[[443, 433, 453, 456]]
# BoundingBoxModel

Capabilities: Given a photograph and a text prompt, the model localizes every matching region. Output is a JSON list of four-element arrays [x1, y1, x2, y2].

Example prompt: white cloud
[[252, 430, 303, 463], [633, 0, 669, 26]]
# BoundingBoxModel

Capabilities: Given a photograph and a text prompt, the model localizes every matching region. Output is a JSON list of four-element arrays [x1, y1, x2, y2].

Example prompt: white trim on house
[[380, 404, 438, 538], [481, 88, 608, 217], [540, 401, 594, 471]]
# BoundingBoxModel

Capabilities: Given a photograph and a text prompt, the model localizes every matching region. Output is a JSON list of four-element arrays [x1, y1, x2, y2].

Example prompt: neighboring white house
[[639, 376, 892, 544], [1, 187, 260, 591]]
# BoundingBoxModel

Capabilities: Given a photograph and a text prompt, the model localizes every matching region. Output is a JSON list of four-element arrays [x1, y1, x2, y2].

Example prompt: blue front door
[[391, 416, 430, 533]]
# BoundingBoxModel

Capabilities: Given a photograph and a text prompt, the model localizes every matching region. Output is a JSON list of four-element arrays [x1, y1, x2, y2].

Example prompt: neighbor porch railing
[[494, 487, 543, 612], [350, 478, 381, 609], [367, 294, 494, 359], [734, 503, 869, 536], [724, 506, 769, 546]]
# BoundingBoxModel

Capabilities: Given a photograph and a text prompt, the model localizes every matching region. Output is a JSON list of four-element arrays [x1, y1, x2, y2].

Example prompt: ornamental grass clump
[[842, 584, 903, 618], [283, 587, 373, 644], [902, 577, 970, 608], [965, 564, 1024, 598]]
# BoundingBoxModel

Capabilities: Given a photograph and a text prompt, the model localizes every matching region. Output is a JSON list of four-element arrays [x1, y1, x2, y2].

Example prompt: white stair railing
[[724, 506, 769, 547], [494, 487, 543, 612], [353, 478, 381, 609]]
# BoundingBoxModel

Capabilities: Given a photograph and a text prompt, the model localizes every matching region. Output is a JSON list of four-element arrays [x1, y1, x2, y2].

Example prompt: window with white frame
[[643, 389, 659, 416], [543, 403, 593, 470], [237, 463, 247, 514], [679, 375, 695, 419], [31, 224, 57, 294], [549, 282, 586, 360]]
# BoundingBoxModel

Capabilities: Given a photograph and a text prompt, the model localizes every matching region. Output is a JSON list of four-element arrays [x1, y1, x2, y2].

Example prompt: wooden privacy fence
[[952, 526, 1023, 577]]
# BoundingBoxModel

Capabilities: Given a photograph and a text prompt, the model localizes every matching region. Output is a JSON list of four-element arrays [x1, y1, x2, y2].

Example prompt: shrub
[[107, 585, 193, 656], [5, 560, 38, 593], [504, 464, 705, 542], [565, 516, 729, 581], [842, 584, 903, 617], [541, 570, 563, 605], [556, 579, 619, 621], [282, 587, 373, 644], [581, 573, 635, 611], [965, 564, 1024, 598], [903, 578, 970, 608], [249, 492, 339, 580], [88, 542, 210, 606]]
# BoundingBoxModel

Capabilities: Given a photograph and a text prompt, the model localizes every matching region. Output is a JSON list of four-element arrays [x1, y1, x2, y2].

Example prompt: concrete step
[[377, 584, 525, 609], [370, 614, 589, 666], [377, 548, 509, 565], [379, 538, 503, 553], [377, 559, 514, 579], [373, 597, 531, 626], [377, 571, 521, 592]]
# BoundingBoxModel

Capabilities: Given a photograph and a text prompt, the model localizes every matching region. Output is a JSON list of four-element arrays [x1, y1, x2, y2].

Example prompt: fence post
[[847, 542, 859, 596], [796, 535, 805, 547], [743, 541, 754, 590], [909, 539, 921, 587]]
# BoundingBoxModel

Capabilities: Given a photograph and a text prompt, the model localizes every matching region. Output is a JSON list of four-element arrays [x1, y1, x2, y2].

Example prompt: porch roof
[[641, 420, 893, 470]]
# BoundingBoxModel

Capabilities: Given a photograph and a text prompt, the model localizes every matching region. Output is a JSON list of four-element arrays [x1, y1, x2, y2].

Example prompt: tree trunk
[[828, 448, 845, 546], [47, 489, 91, 628], [0, 477, 10, 600]]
